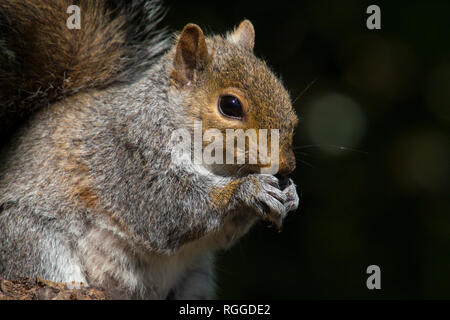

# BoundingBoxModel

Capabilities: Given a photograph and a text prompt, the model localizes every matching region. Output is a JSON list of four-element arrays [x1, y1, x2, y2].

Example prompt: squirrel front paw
[[282, 178, 300, 213], [240, 174, 299, 229]]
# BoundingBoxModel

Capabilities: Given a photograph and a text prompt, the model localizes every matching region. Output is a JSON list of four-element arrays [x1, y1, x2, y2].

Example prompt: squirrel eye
[[218, 95, 244, 119]]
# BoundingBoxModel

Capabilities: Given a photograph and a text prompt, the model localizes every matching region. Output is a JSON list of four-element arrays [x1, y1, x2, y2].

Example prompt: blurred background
[[164, 0, 450, 299]]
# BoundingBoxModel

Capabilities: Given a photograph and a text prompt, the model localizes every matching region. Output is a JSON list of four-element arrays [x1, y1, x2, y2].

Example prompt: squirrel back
[[0, 0, 168, 143]]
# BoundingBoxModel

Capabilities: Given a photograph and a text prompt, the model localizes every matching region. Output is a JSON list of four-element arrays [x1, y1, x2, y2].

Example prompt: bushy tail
[[0, 0, 169, 139]]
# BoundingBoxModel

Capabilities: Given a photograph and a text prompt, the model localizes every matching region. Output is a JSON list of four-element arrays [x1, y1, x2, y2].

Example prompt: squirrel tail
[[0, 0, 169, 138]]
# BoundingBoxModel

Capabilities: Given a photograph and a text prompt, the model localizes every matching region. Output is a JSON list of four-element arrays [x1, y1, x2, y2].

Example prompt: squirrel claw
[[242, 174, 298, 230]]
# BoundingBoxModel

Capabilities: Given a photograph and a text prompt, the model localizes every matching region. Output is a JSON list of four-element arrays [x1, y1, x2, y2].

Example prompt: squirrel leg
[[166, 252, 215, 300], [0, 202, 87, 284]]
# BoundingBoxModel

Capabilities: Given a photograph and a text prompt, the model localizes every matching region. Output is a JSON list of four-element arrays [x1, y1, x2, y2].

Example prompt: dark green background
[[164, 0, 450, 299]]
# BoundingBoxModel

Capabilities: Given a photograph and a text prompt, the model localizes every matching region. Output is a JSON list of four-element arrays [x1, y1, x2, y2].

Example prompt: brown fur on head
[[169, 20, 298, 177]]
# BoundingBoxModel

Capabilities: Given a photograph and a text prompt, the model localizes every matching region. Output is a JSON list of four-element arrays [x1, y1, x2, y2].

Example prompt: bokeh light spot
[[305, 93, 366, 155]]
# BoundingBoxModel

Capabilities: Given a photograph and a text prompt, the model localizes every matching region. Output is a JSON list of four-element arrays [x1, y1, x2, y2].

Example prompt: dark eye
[[218, 95, 244, 119]]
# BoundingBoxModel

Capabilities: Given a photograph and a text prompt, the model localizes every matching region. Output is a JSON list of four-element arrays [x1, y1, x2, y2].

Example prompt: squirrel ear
[[228, 20, 255, 51], [171, 24, 210, 87]]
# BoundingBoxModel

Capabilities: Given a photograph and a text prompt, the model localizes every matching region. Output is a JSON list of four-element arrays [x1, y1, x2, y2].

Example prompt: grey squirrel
[[0, 0, 299, 299]]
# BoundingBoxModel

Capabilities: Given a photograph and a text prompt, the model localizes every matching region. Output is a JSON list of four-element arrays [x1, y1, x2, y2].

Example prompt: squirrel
[[0, 0, 299, 299]]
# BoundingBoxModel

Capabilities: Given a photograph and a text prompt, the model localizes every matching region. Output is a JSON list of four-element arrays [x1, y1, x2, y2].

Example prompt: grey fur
[[0, 3, 299, 299]]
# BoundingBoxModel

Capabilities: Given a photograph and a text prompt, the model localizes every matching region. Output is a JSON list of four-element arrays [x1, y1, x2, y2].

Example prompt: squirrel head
[[168, 20, 298, 177]]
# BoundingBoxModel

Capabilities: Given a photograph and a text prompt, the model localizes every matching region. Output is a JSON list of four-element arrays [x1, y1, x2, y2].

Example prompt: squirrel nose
[[278, 152, 296, 176], [278, 162, 295, 176]]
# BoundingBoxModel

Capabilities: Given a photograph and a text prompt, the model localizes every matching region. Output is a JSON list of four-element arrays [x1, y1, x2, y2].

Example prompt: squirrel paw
[[282, 178, 300, 213], [241, 174, 299, 229]]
